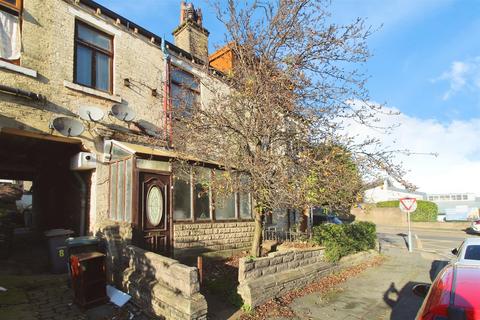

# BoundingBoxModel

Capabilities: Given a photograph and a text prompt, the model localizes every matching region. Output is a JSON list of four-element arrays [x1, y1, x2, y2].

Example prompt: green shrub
[[312, 221, 377, 262], [376, 200, 438, 222]]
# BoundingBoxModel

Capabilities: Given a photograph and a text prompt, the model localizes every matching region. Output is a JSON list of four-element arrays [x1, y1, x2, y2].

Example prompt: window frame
[[170, 65, 200, 113], [109, 157, 133, 223], [74, 20, 114, 94], [0, 0, 22, 65], [172, 168, 194, 222], [0, 0, 21, 13]]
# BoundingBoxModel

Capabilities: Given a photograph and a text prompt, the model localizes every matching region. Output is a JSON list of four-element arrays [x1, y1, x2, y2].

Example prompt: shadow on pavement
[[384, 281, 427, 320], [396, 233, 409, 249], [385, 259, 450, 320]]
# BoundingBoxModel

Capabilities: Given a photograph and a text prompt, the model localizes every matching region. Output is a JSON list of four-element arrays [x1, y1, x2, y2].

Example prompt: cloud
[[435, 57, 480, 100], [344, 103, 480, 195]]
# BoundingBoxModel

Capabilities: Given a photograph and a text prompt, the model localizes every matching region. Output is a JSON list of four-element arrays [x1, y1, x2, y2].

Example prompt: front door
[[138, 172, 171, 256]]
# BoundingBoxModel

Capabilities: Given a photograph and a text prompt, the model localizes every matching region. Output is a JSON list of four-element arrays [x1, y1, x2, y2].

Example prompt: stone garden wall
[[237, 248, 329, 307], [121, 245, 207, 320], [237, 248, 378, 307], [173, 221, 255, 257]]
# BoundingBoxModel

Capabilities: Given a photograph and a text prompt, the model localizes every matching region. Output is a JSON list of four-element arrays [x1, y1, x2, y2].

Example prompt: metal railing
[[263, 226, 308, 243]]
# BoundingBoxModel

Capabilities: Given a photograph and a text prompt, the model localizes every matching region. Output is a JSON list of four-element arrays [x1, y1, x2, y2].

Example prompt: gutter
[[0, 84, 46, 102]]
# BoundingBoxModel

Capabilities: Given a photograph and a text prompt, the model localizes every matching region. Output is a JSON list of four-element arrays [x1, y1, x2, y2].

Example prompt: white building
[[427, 193, 480, 220], [363, 179, 426, 203]]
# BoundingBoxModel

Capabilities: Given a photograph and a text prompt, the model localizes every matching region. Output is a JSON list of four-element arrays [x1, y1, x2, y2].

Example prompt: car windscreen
[[464, 245, 480, 260]]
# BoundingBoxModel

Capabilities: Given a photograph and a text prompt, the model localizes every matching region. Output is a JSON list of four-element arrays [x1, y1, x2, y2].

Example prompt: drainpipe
[[0, 84, 46, 101], [73, 172, 87, 236], [161, 38, 172, 147]]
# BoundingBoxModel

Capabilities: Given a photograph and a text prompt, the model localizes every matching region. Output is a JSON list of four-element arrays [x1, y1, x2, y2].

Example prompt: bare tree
[[172, 0, 402, 256]]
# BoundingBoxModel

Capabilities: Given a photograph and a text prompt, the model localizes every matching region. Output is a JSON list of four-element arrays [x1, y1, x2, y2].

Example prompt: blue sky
[[96, 0, 480, 194]]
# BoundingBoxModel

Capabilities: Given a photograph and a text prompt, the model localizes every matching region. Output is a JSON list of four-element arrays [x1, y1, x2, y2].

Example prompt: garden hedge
[[376, 200, 438, 222], [312, 221, 377, 262]]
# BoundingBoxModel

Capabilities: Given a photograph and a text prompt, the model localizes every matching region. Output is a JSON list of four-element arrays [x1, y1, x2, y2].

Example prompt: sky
[[95, 0, 480, 195]]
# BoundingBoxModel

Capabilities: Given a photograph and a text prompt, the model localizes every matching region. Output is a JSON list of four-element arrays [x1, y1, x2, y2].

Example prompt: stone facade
[[122, 245, 207, 320], [0, 0, 252, 318], [174, 221, 255, 257]]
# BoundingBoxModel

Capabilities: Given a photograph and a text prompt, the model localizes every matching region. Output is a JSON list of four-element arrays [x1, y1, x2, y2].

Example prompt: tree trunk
[[299, 206, 309, 233], [250, 207, 263, 257]]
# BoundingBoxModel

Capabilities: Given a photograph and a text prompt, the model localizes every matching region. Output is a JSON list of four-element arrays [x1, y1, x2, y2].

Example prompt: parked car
[[470, 220, 480, 234], [414, 263, 480, 320], [312, 214, 343, 226], [450, 238, 480, 266]]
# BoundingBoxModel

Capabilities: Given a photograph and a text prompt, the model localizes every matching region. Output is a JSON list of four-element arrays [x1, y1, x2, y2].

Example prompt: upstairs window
[[0, 0, 22, 64], [74, 21, 113, 93], [171, 66, 200, 115], [0, 0, 21, 11]]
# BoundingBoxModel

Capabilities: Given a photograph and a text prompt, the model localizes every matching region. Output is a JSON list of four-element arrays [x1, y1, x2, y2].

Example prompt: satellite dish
[[78, 105, 105, 122], [51, 117, 85, 137], [111, 104, 135, 122], [136, 120, 161, 138]]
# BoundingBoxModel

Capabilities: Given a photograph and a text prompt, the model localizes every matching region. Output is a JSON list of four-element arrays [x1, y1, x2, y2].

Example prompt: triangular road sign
[[399, 197, 417, 213]]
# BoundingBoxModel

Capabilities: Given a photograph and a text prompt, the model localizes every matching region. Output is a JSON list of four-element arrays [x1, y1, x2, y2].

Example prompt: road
[[284, 224, 475, 320], [378, 225, 472, 259]]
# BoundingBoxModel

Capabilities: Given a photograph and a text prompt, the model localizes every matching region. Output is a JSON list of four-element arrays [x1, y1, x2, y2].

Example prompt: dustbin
[[44, 229, 74, 273], [66, 236, 102, 283]]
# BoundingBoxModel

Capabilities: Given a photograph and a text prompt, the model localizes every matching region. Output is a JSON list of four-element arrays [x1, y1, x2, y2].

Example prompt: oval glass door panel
[[146, 186, 163, 226]]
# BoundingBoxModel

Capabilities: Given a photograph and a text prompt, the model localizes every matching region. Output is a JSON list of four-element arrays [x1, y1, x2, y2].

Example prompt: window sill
[[0, 60, 37, 78], [64, 80, 122, 103]]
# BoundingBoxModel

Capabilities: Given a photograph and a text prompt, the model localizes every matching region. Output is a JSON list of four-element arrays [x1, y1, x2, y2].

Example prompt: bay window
[[173, 166, 252, 221]]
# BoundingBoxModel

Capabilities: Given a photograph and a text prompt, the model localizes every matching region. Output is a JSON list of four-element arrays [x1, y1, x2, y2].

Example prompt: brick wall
[[173, 221, 255, 257]]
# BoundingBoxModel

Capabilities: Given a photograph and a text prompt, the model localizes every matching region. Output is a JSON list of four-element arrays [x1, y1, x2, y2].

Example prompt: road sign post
[[399, 198, 418, 253]]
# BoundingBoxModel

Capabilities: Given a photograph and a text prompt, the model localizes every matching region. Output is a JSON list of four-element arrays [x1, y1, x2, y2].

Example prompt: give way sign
[[399, 197, 417, 213]]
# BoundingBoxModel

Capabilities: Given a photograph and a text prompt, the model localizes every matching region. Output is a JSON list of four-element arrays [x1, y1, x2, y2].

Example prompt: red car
[[415, 264, 480, 320]]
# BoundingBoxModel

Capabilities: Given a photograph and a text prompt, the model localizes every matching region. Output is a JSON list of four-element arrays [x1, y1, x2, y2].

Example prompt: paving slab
[[286, 245, 432, 320]]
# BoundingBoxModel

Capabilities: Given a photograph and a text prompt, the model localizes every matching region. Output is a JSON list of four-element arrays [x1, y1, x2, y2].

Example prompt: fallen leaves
[[240, 255, 386, 319]]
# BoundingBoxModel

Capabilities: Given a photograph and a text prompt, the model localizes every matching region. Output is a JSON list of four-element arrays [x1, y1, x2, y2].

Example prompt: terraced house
[[0, 0, 254, 318]]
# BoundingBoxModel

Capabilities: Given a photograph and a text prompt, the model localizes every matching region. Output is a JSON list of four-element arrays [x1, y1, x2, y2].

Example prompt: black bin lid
[[65, 236, 99, 247]]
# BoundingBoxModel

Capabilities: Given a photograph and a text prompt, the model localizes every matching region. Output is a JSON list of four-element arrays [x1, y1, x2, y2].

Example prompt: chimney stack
[[172, 1, 209, 62]]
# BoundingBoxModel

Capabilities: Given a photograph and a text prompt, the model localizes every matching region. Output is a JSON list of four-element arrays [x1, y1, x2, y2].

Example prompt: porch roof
[[111, 140, 222, 167]]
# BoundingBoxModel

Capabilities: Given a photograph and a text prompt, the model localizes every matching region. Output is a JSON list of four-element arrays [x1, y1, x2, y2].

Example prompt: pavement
[[272, 225, 473, 320], [0, 232, 152, 320]]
